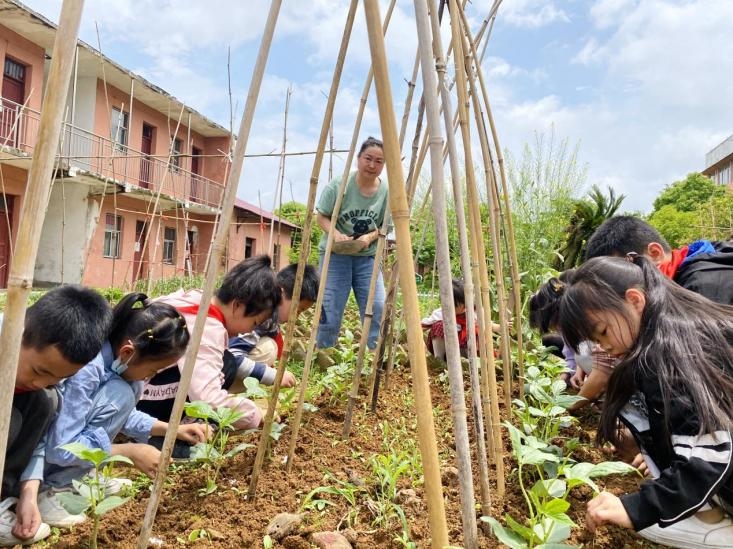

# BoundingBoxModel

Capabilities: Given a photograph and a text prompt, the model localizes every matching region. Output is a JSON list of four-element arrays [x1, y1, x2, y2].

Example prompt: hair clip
[[147, 328, 154, 340], [549, 278, 565, 295], [625, 252, 639, 263]]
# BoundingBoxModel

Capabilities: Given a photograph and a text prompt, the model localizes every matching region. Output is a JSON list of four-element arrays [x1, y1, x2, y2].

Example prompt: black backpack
[[674, 240, 733, 306]]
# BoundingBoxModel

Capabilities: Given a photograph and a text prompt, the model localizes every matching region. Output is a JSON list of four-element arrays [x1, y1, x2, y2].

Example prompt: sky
[[24, 0, 733, 213]]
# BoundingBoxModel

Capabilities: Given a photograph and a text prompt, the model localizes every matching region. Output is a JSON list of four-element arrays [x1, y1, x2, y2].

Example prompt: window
[[4, 58, 25, 81], [272, 244, 281, 270], [163, 227, 176, 264], [245, 237, 255, 259], [110, 107, 129, 151], [103, 214, 122, 258], [170, 137, 182, 173], [718, 162, 732, 186]]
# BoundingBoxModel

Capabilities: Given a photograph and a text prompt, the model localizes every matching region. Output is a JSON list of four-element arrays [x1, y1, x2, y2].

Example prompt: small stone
[[344, 467, 365, 487], [316, 350, 335, 368], [441, 466, 460, 487], [266, 513, 303, 541], [396, 488, 417, 504], [206, 528, 226, 541], [311, 531, 353, 549], [341, 528, 358, 545]]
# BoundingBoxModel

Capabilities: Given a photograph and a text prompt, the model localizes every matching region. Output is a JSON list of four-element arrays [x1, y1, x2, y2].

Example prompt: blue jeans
[[45, 378, 136, 488], [317, 253, 385, 350]]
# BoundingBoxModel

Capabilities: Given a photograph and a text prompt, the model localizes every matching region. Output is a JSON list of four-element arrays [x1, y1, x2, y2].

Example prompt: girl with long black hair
[[558, 255, 733, 548]]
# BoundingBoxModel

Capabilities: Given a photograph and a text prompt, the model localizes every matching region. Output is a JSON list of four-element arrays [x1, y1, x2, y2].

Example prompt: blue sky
[[25, 0, 733, 212]]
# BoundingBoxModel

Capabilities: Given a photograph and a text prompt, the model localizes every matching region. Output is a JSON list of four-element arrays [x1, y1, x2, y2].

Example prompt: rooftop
[[704, 134, 733, 171]]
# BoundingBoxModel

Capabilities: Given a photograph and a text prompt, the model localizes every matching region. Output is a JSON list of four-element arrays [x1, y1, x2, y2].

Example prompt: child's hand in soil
[[176, 422, 210, 444], [13, 481, 42, 540], [570, 368, 587, 389], [586, 491, 633, 532], [281, 370, 297, 388], [127, 443, 164, 478], [631, 453, 651, 477]]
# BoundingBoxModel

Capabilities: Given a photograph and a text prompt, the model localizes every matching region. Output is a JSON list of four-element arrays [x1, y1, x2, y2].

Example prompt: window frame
[[103, 214, 123, 258], [170, 137, 183, 173], [163, 226, 176, 264], [110, 107, 129, 151], [244, 237, 255, 259]]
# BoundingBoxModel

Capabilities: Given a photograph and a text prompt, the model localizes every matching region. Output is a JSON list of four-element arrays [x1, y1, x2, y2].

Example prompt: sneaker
[[37, 489, 87, 528], [639, 510, 733, 548], [81, 475, 133, 496], [0, 497, 51, 546]]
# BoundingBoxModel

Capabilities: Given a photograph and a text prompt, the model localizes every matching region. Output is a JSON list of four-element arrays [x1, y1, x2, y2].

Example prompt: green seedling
[[185, 401, 253, 495], [56, 443, 134, 549], [483, 422, 639, 549], [301, 471, 366, 527], [188, 528, 211, 543]]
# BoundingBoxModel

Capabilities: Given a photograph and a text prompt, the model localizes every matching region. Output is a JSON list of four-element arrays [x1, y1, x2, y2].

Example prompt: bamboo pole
[[247, 0, 359, 497], [339, 0, 411, 440], [269, 85, 291, 256], [449, 0, 506, 496], [135, 3, 281, 544], [426, 0, 492, 513], [414, 0, 478, 543], [461, 1, 524, 396], [0, 0, 83, 493], [286, 0, 396, 467], [364, 1, 449, 546], [457, 4, 513, 406]]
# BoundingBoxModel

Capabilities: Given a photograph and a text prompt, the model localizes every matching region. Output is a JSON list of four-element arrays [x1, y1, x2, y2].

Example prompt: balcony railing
[[0, 97, 225, 209]]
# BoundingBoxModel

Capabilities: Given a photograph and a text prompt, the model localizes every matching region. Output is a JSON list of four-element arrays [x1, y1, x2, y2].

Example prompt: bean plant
[[485, 348, 640, 548], [184, 401, 253, 495], [56, 443, 134, 549]]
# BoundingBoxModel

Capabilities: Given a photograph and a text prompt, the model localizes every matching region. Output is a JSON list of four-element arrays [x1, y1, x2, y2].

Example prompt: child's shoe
[[0, 497, 51, 546], [37, 489, 87, 528], [638, 509, 733, 548], [81, 475, 133, 496]]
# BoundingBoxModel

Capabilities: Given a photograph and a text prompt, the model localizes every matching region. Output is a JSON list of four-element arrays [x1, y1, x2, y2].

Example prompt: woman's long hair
[[558, 255, 733, 447]]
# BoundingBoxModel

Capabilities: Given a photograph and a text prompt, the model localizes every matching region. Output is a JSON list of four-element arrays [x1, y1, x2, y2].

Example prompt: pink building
[[0, 0, 297, 289]]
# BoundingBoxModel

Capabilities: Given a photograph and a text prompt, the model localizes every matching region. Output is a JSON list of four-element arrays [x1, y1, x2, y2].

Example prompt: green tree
[[275, 201, 321, 265], [554, 185, 625, 270], [652, 172, 725, 213], [647, 205, 698, 248]]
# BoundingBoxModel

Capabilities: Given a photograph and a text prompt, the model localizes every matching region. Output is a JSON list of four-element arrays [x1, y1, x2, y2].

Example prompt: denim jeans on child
[[317, 253, 385, 350], [44, 378, 136, 489]]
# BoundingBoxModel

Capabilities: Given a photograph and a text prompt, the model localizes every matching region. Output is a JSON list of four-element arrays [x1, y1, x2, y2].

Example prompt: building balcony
[[0, 96, 225, 209]]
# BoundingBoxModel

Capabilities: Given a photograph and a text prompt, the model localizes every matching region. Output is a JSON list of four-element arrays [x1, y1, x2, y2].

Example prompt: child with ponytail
[[28, 293, 207, 529], [558, 254, 733, 548]]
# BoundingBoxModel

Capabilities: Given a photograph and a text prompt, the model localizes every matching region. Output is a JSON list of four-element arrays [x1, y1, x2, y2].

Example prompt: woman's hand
[[586, 492, 634, 532], [176, 422, 210, 444], [334, 231, 351, 243]]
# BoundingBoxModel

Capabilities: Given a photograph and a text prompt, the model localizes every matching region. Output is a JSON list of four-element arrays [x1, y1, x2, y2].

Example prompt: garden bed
[[47, 356, 667, 548]]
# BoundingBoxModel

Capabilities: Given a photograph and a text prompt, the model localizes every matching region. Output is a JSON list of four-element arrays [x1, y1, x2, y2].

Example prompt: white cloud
[[499, 1, 571, 28]]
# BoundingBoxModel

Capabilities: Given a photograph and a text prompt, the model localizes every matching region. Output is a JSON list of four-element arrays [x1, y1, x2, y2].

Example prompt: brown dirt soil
[[49, 362, 669, 549]]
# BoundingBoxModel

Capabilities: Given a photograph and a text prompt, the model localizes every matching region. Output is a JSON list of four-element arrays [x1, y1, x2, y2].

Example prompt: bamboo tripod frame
[[364, 2, 449, 545], [136, 2, 282, 545], [0, 0, 84, 491], [284, 0, 398, 471], [247, 0, 360, 497]]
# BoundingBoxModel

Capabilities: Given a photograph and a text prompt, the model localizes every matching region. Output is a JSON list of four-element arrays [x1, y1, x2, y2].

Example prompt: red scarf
[[176, 302, 227, 329], [658, 246, 689, 279]]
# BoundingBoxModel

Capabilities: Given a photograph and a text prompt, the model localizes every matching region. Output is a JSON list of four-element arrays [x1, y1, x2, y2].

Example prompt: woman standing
[[316, 137, 388, 350]]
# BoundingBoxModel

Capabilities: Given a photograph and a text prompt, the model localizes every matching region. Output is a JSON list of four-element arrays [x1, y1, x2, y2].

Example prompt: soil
[[48, 361, 668, 549]]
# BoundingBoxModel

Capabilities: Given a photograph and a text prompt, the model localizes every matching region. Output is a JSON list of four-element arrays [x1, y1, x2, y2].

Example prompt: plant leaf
[[101, 455, 134, 466], [95, 495, 130, 515], [225, 443, 254, 458], [55, 492, 90, 516], [543, 498, 571, 515], [480, 517, 528, 549], [531, 479, 567, 499], [589, 461, 640, 478], [184, 401, 215, 421], [60, 443, 107, 466], [505, 514, 534, 541]]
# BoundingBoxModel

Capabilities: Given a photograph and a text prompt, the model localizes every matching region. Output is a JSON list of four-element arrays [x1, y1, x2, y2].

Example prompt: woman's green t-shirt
[[316, 172, 389, 256]]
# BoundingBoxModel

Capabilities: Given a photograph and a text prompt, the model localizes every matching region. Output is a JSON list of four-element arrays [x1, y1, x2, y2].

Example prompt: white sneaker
[[37, 489, 87, 528], [639, 511, 733, 548], [0, 497, 51, 546], [81, 475, 133, 496]]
